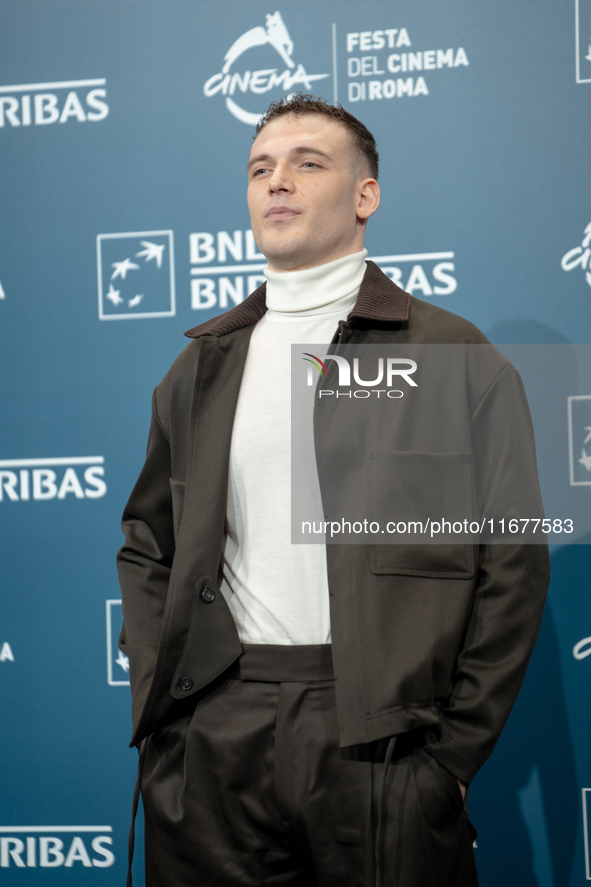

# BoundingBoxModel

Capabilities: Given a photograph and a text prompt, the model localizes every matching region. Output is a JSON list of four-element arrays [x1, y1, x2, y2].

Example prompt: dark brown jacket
[[117, 262, 550, 784]]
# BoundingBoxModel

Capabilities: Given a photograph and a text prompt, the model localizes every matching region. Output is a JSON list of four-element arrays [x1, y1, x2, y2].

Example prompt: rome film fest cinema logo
[[203, 12, 330, 125], [561, 221, 591, 288], [576, 0, 591, 83], [97, 231, 175, 320], [0, 78, 108, 128], [345, 28, 469, 104]]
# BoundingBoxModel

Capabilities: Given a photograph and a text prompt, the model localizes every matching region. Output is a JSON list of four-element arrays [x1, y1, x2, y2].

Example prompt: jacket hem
[[338, 705, 441, 748]]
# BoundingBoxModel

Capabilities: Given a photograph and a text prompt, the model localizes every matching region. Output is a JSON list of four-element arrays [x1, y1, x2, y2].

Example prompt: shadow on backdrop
[[469, 588, 578, 887]]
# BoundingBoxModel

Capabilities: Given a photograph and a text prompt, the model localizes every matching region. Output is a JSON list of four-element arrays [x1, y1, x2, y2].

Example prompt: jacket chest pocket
[[370, 542, 474, 578], [368, 451, 475, 579]]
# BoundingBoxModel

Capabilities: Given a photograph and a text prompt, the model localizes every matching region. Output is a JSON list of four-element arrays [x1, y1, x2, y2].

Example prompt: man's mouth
[[265, 206, 301, 221]]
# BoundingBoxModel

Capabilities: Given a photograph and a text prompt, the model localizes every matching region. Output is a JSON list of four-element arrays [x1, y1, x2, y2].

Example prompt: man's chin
[[260, 241, 311, 271], [260, 225, 344, 270]]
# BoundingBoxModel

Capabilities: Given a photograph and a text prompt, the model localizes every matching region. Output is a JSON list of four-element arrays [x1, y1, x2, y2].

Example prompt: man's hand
[[458, 780, 467, 802]]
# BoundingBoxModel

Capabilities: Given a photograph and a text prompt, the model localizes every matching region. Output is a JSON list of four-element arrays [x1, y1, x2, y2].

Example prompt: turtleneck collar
[[264, 249, 368, 319]]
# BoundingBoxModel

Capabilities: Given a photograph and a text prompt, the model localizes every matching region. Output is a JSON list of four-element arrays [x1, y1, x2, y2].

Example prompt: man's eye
[[253, 168, 269, 176], [302, 162, 318, 168]]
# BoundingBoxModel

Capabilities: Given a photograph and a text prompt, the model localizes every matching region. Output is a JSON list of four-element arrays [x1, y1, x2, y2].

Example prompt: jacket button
[[179, 675, 193, 691], [201, 586, 215, 602]]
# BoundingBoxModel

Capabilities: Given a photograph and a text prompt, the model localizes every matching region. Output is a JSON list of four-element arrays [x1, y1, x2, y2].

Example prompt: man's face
[[247, 113, 378, 272]]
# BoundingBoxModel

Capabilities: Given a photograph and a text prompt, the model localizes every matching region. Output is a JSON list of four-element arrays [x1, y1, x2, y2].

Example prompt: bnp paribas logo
[[96, 230, 175, 320], [576, 0, 591, 83], [203, 12, 330, 125], [106, 600, 129, 686]]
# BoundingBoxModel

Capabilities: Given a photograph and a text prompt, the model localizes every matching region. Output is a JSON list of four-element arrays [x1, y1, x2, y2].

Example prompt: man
[[118, 95, 549, 887]]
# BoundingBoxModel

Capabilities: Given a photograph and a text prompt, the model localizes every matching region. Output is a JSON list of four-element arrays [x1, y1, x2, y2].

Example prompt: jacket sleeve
[[425, 362, 551, 784], [116, 387, 175, 738]]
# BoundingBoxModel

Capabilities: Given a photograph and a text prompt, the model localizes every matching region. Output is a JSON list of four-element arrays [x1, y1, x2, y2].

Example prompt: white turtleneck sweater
[[220, 249, 368, 645]]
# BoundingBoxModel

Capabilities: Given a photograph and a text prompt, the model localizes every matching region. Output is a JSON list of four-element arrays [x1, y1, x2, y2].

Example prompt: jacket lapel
[[136, 325, 254, 741], [178, 327, 255, 579]]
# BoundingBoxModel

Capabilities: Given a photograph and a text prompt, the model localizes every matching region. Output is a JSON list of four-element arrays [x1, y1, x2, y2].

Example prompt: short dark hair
[[255, 94, 379, 180]]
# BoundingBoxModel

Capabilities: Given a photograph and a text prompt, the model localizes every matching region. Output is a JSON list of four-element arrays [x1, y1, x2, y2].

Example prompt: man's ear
[[356, 179, 380, 221]]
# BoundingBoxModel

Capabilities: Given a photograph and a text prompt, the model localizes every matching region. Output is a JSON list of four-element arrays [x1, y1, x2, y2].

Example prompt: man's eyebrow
[[247, 153, 272, 171], [247, 146, 332, 171], [291, 146, 332, 162]]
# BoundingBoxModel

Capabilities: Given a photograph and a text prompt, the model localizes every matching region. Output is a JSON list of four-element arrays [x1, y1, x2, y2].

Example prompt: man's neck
[[263, 249, 368, 317]]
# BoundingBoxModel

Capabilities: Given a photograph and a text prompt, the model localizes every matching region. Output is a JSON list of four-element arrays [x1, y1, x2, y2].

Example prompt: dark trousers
[[141, 644, 478, 887]]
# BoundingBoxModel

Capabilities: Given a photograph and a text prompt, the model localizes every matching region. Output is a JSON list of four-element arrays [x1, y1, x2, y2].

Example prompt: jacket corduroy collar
[[184, 260, 410, 339]]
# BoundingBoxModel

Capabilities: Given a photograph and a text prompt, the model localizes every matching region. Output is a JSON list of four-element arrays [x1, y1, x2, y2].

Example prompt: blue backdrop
[[1, 1, 590, 883]]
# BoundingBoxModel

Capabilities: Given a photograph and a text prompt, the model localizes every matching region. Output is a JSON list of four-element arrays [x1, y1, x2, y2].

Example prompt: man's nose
[[269, 164, 293, 193]]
